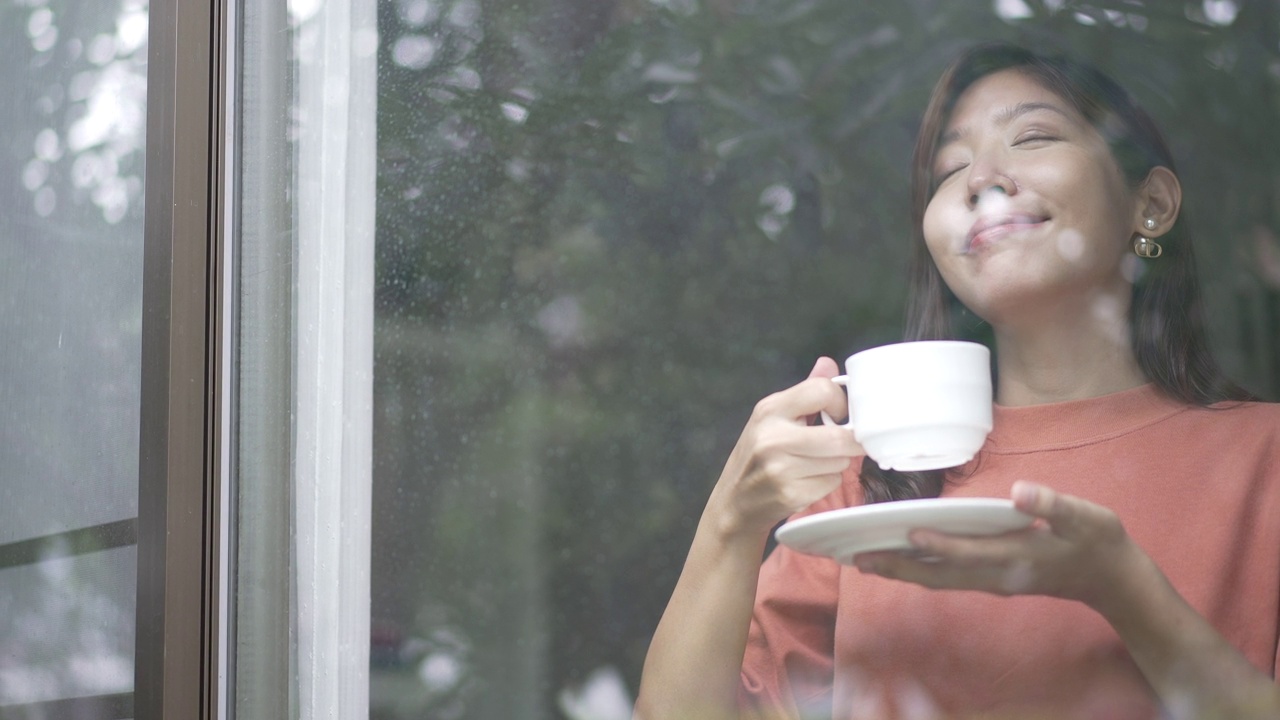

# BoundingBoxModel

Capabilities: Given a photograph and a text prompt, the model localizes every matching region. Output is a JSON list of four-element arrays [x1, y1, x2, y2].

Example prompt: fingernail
[[1012, 481, 1037, 505]]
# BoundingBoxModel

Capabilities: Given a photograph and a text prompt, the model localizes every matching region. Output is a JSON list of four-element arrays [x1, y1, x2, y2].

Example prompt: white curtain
[[234, 0, 375, 717], [291, 0, 376, 717]]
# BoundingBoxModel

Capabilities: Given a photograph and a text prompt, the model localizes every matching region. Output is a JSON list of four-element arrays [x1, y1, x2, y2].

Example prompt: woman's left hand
[[853, 481, 1140, 610]]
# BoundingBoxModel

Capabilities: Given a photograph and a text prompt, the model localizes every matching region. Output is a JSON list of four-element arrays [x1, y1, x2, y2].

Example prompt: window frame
[[134, 0, 230, 716]]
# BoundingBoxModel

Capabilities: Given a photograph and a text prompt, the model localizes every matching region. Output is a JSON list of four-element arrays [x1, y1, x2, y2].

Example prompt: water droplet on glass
[[759, 184, 795, 215], [392, 35, 436, 70], [116, 9, 148, 55], [399, 0, 439, 27], [1120, 254, 1145, 284], [86, 34, 117, 65], [1055, 229, 1084, 262], [499, 102, 528, 124], [447, 0, 479, 27], [993, 0, 1034, 21], [27, 7, 53, 39], [22, 159, 49, 191], [1202, 0, 1239, 26], [34, 128, 62, 161], [31, 25, 58, 53]]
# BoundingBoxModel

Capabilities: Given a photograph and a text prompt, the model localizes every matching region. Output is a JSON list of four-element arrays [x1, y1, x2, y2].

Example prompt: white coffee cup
[[822, 341, 992, 471]]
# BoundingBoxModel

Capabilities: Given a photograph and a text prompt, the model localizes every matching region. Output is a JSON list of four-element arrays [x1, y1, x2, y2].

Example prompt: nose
[[965, 156, 1017, 208]]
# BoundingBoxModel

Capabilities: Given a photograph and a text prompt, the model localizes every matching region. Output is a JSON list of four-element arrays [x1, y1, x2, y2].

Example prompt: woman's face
[[922, 69, 1141, 327]]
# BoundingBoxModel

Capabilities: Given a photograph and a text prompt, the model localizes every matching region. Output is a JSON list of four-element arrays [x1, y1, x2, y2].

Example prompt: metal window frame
[[134, 0, 230, 716]]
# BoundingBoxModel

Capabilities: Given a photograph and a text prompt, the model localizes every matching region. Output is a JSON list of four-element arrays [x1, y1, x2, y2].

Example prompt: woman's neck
[[992, 295, 1147, 407]]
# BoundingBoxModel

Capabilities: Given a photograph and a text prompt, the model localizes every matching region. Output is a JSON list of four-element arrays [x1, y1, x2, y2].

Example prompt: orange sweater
[[741, 384, 1280, 719]]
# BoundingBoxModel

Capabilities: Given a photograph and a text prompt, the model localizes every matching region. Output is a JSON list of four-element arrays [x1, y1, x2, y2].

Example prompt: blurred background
[[367, 0, 1280, 718], [6, 0, 1271, 717], [1, 0, 146, 708]]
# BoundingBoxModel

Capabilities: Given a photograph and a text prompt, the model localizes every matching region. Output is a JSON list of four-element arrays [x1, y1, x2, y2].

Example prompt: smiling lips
[[965, 214, 1049, 252]]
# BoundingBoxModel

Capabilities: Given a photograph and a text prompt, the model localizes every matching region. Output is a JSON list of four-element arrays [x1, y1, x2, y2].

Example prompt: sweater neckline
[[984, 383, 1189, 453]]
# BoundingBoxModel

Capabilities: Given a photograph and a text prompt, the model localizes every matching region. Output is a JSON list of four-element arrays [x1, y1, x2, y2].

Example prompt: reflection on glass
[[0, 547, 136, 705], [0, 0, 146, 709], [1, 0, 147, 542], [369, 1, 1278, 717]]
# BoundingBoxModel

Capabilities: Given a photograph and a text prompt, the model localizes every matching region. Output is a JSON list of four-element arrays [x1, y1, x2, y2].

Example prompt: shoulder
[[1176, 399, 1280, 461], [1198, 398, 1280, 427]]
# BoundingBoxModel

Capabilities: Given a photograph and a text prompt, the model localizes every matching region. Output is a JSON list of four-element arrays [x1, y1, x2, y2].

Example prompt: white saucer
[[774, 498, 1033, 565]]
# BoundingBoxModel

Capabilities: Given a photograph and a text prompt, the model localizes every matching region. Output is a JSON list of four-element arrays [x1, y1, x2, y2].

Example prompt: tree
[[369, 1, 1280, 717]]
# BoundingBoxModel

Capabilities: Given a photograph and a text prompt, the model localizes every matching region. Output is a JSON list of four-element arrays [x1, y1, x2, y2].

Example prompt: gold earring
[[1133, 235, 1163, 258]]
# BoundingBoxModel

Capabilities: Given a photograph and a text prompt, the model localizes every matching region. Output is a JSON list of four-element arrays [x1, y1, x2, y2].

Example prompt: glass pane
[[367, 1, 1279, 717], [0, 0, 147, 543], [0, 547, 136, 704], [0, 0, 146, 709]]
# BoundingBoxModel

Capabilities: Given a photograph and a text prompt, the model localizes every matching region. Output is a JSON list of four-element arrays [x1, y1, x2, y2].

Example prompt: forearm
[[633, 508, 768, 720], [1097, 543, 1280, 718], [635, 363, 853, 719]]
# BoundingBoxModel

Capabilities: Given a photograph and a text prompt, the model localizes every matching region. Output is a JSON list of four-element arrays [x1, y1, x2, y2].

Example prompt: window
[[1, 1, 147, 716], [3, 1, 1278, 719], [361, 1, 1279, 716]]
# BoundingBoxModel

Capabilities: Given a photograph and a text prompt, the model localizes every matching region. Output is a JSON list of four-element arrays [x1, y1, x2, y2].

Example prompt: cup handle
[[819, 375, 853, 430]]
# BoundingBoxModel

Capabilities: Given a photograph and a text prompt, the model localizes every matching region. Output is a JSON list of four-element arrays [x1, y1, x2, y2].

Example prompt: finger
[[905, 528, 955, 555], [749, 440, 855, 481], [1011, 481, 1109, 539], [807, 356, 840, 380], [760, 421, 863, 459], [813, 356, 848, 423], [755, 376, 848, 422], [780, 473, 848, 516], [905, 527, 1036, 561], [789, 455, 856, 479], [797, 358, 845, 420], [804, 357, 844, 426], [854, 551, 965, 590], [855, 548, 1034, 595]]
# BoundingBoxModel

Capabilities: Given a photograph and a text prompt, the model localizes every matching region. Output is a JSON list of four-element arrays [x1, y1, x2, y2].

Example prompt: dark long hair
[[860, 43, 1251, 504]]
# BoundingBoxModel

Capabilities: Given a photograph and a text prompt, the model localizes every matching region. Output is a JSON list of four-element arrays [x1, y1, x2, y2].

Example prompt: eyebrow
[[937, 101, 1073, 148]]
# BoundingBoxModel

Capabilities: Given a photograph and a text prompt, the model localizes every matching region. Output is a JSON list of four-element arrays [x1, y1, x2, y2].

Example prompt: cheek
[[922, 195, 966, 256]]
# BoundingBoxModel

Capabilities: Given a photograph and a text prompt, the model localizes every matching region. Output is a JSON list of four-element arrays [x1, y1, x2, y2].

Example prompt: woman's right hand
[[635, 357, 861, 720], [706, 356, 865, 541]]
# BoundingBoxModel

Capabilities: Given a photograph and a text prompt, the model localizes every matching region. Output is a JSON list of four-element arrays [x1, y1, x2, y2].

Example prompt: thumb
[[1011, 481, 1099, 538], [808, 356, 840, 380], [805, 356, 844, 426]]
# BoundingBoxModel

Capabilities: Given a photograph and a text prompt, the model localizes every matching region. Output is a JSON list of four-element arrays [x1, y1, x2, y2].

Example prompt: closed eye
[[1013, 133, 1058, 146], [934, 163, 967, 186]]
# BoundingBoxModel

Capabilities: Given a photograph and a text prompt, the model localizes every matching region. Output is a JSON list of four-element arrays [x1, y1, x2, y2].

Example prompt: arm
[[1092, 537, 1280, 719], [633, 359, 859, 720], [855, 482, 1280, 718], [631, 507, 769, 720]]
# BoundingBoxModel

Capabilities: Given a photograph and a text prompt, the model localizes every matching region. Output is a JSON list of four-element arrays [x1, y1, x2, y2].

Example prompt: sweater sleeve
[[739, 468, 859, 720]]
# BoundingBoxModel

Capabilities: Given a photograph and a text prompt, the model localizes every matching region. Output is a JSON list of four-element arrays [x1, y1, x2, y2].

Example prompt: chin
[[951, 283, 1055, 326]]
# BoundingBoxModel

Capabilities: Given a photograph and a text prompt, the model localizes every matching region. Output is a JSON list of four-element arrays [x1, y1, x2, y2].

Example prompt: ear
[[1133, 166, 1181, 237]]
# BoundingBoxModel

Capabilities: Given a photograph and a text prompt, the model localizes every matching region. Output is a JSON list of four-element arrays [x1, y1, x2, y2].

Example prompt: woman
[[634, 44, 1280, 719]]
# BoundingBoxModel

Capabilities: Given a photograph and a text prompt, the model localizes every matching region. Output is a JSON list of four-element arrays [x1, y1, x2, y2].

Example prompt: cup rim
[[848, 340, 989, 363]]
